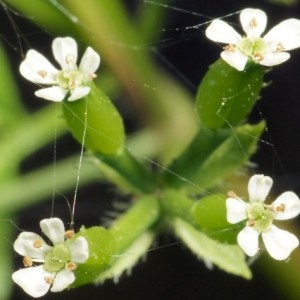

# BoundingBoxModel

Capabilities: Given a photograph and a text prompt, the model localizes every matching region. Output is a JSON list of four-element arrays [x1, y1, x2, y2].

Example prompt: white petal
[[51, 269, 75, 292], [52, 37, 78, 70], [12, 265, 52, 298], [14, 232, 51, 259], [272, 191, 300, 220], [205, 19, 242, 44], [220, 50, 248, 71], [226, 197, 248, 224], [68, 86, 90, 101], [35, 86, 68, 102], [70, 237, 89, 263], [237, 226, 260, 256], [240, 8, 267, 38], [248, 174, 273, 202], [262, 225, 299, 260], [264, 19, 300, 51], [19, 50, 58, 84], [40, 218, 65, 245], [259, 52, 290, 67], [79, 47, 100, 75]]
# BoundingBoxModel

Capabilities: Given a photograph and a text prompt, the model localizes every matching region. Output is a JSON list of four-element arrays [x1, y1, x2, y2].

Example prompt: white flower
[[12, 218, 89, 298], [206, 8, 300, 71], [226, 174, 300, 260], [20, 37, 100, 101]]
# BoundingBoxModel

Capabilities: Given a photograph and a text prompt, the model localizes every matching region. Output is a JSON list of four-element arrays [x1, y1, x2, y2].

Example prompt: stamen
[[66, 54, 76, 65], [224, 44, 236, 52], [276, 43, 285, 52], [23, 256, 33, 267], [65, 230, 75, 239], [227, 191, 238, 198], [44, 276, 54, 285], [37, 70, 47, 78], [249, 18, 257, 27], [253, 53, 264, 62], [33, 239, 43, 248], [66, 261, 77, 271], [275, 203, 286, 212]]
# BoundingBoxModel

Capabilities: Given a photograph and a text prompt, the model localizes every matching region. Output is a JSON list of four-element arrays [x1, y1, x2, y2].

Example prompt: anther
[[23, 256, 33, 267], [33, 239, 43, 248], [249, 18, 257, 27], [65, 230, 75, 239], [37, 70, 47, 78], [44, 276, 54, 285]]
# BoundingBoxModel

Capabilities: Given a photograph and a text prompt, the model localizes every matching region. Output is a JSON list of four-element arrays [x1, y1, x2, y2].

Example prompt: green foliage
[[72, 227, 115, 286], [63, 83, 125, 155], [192, 194, 242, 243], [172, 218, 251, 279], [196, 59, 264, 129]]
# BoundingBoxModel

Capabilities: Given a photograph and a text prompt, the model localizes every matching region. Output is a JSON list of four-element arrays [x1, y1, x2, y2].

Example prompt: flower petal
[[205, 19, 242, 44], [237, 226, 260, 256], [68, 86, 90, 101], [70, 237, 89, 263], [240, 8, 267, 38], [272, 191, 300, 220], [226, 197, 248, 224], [262, 225, 299, 260], [264, 19, 300, 51], [19, 50, 58, 84], [14, 232, 51, 259], [40, 218, 65, 245], [79, 47, 100, 75], [248, 174, 273, 202], [221, 50, 248, 71], [12, 265, 52, 298], [52, 37, 78, 70], [259, 52, 290, 67], [51, 269, 75, 292], [35, 86, 68, 102]]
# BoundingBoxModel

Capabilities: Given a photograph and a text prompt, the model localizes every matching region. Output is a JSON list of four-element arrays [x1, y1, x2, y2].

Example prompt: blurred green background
[[1, 0, 300, 299]]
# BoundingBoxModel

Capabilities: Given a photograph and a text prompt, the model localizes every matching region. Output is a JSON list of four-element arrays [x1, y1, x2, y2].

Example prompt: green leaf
[[95, 231, 155, 284], [196, 59, 264, 129], [190, 121, 265, 191], [63, 83, 125, 155], [72, 226, 115, 287], [172, 218, 251, 279], [192, 194, 242, 243], [109, 195, 160, 254]]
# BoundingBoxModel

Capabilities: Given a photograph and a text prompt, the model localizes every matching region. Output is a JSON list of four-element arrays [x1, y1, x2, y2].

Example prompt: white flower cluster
[[20, 37, 100, 101], [12, 218, 89, 298], [206, 8, 300, 71], [226, 174, 300, 260]]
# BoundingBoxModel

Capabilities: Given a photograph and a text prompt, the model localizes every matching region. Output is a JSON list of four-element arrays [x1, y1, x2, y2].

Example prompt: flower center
[[44, 244, 71, 273], [247, 202, 273, 232], [56, 69, 87, 90], [238, 37, 268, 62]]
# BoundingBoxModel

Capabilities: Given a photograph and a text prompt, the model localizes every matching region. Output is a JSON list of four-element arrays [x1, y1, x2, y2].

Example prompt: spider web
[[1, 0, 300, 299]]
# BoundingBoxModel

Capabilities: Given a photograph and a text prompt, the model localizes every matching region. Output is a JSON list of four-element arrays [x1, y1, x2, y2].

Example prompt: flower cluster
[[20, 37, 100, 101], [12, 218, 89, 298], [226, 174, 300, 260], [206, 8, 300, 71]]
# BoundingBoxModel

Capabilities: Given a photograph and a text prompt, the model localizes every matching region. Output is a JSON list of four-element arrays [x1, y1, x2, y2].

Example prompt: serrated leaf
[[190, 121, 265, 191], [94, 231, 155, 284], [196, 58, 264, 129], [172, 218, 251, 279]]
